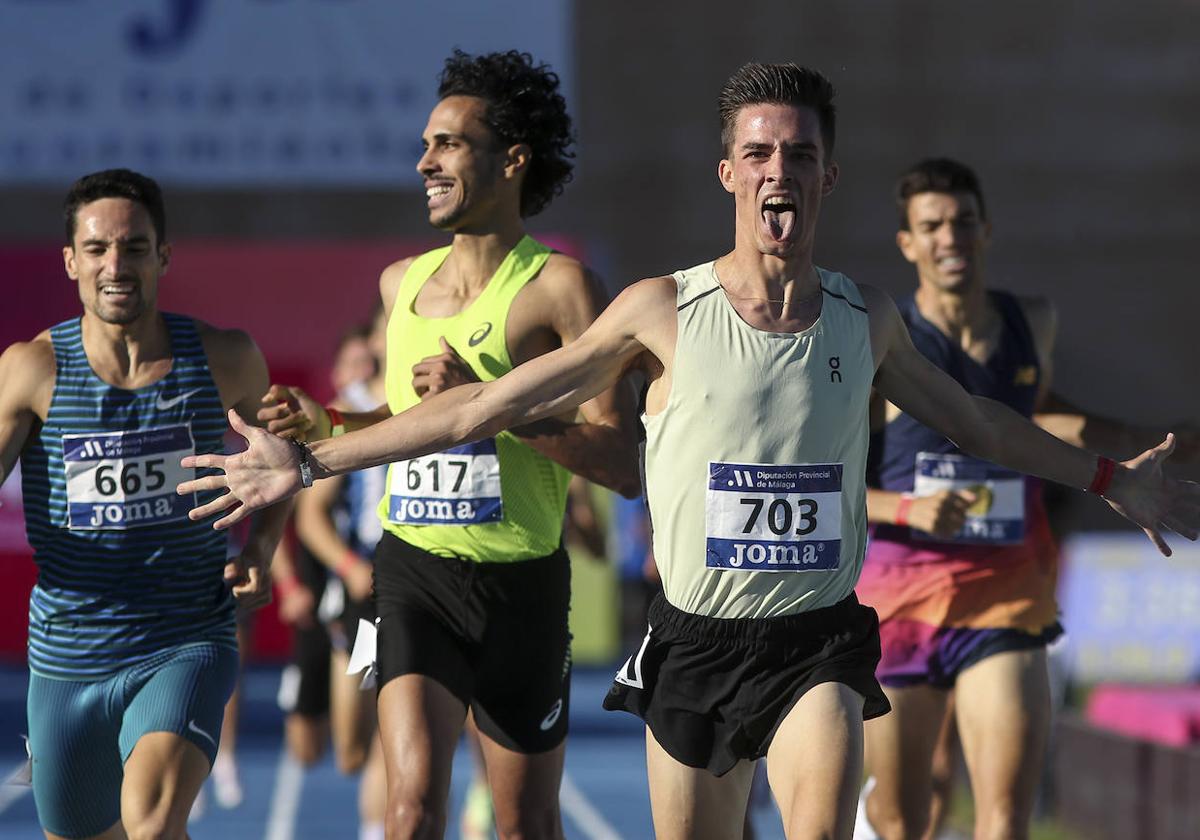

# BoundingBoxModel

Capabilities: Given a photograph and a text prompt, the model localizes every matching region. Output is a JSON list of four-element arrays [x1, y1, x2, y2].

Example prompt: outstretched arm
[[863, 285, 1200, 555], [180, 278, 669, 529]]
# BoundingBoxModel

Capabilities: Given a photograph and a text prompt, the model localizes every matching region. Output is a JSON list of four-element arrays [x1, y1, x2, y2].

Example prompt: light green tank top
[[643, 262, 874, 618], [377, 236, 571, 563]]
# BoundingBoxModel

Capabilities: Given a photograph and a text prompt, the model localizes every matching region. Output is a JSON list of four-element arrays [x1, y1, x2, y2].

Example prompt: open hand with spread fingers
[[1103, 433, 1200, 556], [178, 409, 304, 530]]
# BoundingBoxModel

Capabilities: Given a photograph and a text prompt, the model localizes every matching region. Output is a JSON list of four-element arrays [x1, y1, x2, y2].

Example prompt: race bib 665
[[62, 425, 195, 530], [705, 461, 843, 571]]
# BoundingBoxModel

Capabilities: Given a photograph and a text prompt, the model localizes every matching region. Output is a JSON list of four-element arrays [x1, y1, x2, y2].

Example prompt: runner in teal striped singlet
[[0, 169, 289, 840]]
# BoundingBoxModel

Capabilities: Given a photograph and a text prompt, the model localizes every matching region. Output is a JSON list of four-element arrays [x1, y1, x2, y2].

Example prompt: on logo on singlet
[[704, 461, 843, 571]]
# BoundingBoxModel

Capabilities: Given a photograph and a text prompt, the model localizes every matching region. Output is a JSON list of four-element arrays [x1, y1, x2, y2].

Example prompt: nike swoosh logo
[[539, 699, 563, 731], [155, 388, 201, 411], [467, 322, 493, 347], [187, 719, 217, 748]]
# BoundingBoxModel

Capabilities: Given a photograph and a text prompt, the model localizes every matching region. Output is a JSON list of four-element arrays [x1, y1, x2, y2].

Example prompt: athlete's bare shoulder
[[380, 255, 419, 317], [193, 320, 269, 412], [516, 252, 609, 335], [854, 284, 906, 370], [603, 275, 679, 363], [0, 331, 56, 417], [1014, 293, 1057, 351]]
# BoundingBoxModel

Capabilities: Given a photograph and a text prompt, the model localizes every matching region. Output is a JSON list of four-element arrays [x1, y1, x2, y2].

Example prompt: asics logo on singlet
[[155, 388, 201, 411], [539, 698, 563, 731], [468, 322, 493, 347], [828, 356, 842, 383]]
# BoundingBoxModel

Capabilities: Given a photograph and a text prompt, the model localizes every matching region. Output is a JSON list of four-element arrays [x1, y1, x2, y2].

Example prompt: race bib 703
[[705, 461, 843, 571], [386, 439, 503, 526], [62, 425, 195, 530]]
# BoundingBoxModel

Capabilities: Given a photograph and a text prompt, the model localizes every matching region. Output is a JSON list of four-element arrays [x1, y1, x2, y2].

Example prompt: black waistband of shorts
[[376, 531, 567, 578], [647, 592, 865, 644]]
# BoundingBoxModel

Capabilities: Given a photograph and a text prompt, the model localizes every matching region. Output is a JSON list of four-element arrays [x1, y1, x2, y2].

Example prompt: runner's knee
[[385, 793, 447, 840], [493, 801, 561, 840]]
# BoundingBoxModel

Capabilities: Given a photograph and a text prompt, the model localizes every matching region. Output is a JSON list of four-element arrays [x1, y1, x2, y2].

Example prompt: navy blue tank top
[[871, 291, 1042, 545], [875, 291, 1041, 491], [21, 314, 235, 680]]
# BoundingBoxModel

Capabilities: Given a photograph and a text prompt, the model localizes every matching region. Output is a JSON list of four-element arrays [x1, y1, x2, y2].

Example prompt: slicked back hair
[[719, 63, 837, 159], [895, 158, 987, 230], [64, 168, 166, 246], [437, 49, 575, 218]]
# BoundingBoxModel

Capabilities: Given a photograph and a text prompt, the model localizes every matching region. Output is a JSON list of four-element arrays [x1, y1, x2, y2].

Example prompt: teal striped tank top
[[21, 314, 235, 680]]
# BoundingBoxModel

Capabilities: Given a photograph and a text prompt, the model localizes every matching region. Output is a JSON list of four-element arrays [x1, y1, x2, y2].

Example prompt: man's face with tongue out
[[718, 102, 837, 260]]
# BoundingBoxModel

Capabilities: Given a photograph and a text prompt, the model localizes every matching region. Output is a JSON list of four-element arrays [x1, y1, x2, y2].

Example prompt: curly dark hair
[[437, 49, 575, 217], [64, 168, 166, 245]]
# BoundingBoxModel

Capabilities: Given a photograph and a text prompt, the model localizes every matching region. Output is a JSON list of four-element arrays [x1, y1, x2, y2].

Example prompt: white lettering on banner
[[0, 1, 571, 185], [912, 451, 1026, 545], [705, 461, 843, 572], [63, 425, 195, 530]]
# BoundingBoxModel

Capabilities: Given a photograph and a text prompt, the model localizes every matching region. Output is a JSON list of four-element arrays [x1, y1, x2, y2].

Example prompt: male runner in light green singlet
[[186, 64, 1200, 840], [259, 51, 639, 840]]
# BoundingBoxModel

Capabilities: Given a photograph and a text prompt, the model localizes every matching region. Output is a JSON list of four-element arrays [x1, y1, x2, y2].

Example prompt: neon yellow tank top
[[377, 236, 571, 563]]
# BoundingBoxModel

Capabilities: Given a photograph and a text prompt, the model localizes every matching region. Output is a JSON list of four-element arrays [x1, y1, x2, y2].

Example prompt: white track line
[[0, 763, 32, 815], [560, 771, 622, 840], [264, 749, 305, 840]]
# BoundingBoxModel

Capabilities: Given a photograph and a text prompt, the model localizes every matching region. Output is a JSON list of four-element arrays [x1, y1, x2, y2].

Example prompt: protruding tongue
[[763, 207, 796, 241]]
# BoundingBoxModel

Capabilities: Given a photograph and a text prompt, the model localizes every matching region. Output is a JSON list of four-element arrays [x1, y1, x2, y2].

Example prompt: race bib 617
[[387, 439, 503, 526]]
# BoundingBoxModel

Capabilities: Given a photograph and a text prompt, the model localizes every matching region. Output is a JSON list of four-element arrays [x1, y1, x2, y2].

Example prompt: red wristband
[[894, 493, 914, 527], [325, 406, 345, 437], [336, 550, 362, 579], [1088, 456, 1116, 496], [276, 575, 300, 598]]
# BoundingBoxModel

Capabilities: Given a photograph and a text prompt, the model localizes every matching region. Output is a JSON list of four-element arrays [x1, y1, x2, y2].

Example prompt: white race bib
[[386, 439, 503, 526], [705, 461, 842, 572], [62, 425, 195, 530], [912, 451, 1025, 545]]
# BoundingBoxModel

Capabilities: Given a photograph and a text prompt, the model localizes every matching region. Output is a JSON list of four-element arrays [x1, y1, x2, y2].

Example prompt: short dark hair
[[63, 168, 166, 246], [437, 50, 575, 218], [894, 158, 987, 229], [719, 63, 837, 158]]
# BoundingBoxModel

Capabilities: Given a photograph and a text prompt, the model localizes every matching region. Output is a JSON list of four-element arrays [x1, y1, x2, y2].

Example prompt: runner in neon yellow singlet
[[256, 51, 639, 840]]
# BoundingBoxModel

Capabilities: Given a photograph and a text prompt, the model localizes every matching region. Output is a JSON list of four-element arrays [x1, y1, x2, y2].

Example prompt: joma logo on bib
[[390, 498, 482, 522], [86, 497, 178, 528], [727, 541, 827, 567]]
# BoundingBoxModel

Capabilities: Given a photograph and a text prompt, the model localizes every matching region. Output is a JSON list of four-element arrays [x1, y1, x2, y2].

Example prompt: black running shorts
[[373, 532, 572, 754], [604, 592, 890, 776]]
